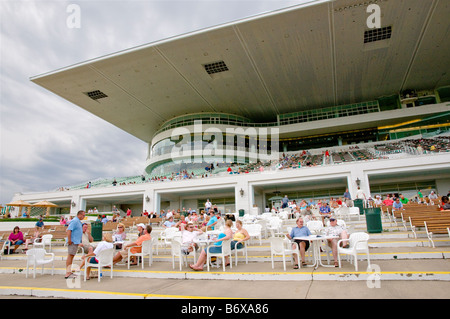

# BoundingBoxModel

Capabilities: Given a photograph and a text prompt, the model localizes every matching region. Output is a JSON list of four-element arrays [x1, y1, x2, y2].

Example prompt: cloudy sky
[[0, 0, 307, 204]]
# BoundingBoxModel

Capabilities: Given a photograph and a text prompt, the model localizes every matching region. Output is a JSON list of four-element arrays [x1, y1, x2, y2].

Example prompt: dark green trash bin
[[91, 222, 103, 241], [239, 209, 245, 217], [353, 199, 365, 215], [365, 207, 383, 233]]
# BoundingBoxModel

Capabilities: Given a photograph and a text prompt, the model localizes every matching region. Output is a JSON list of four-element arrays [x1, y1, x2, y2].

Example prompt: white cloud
[[0, 0, 304, 204]]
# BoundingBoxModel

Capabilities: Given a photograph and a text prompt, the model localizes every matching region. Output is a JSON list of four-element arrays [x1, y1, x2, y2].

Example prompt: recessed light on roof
[[84, 90, 108, 101], [364, 26, 392, 43], [203, 61, 229, 75]]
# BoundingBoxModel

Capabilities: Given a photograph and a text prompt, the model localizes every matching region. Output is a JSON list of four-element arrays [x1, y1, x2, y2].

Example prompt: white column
[[235, 181, 250, 215], [70, 196, 86, 216], [153, 192, 161, 215]]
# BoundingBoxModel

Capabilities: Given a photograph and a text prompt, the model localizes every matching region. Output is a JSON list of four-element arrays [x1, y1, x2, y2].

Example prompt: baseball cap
[[137, 223, 146, 228]]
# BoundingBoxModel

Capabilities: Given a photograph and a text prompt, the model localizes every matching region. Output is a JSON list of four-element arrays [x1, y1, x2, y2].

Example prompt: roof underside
[[31, 0, 450, 143]]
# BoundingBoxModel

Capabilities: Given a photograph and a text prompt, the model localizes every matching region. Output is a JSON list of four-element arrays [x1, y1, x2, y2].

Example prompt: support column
[[143, 193, 152, 213], [349, 168, 371, 201], [153, 192, 161, 215], [235, 181, 250, 215], [70, 196, 86, 216]]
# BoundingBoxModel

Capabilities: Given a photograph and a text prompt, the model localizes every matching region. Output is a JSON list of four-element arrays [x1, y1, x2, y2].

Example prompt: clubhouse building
[[11, 0, 450, 216]]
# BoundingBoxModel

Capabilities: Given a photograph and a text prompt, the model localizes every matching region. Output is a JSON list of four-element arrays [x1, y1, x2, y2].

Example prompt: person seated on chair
[[208, 211, 220, 230], [392, 198, 404, 211], [80, 233, 114, 280], [189, 219, 233, 271], [112, 225, 152, 266], [175, 214, 188, 231], [79, 223, 94, 255], [324, 218, 350, 267], [382, 195, 394, 212], [136, 223, 146, 237], [180, 222, 203, 255], [231, 220, 250, 250], [319, 202, 331, 223], [286, 218, 311, 269], [163, 216, 176, 229], [113, 223, 127, 249], [35, 218, 44, 231], [8, 226, 24, 253], [24, 226, 42, 250], [441, 196, 450, 211]]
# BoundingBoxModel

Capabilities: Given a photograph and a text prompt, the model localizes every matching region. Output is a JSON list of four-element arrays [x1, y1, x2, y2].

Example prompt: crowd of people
[[56, 136, 449, 192], [4, 188, 449, 275], [4, 184, 449, 276]]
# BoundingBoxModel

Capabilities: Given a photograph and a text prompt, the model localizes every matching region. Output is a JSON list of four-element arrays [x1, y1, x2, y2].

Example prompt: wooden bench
[[102, 222, 119, 231], [149, 218, 162, 226], [424, 219, 450, 248], [391, 209, 442, 229], [408, 214, 450, 247]]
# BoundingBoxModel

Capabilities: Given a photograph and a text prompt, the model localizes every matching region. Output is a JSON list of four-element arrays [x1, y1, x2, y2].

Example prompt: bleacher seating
[[59, 136, 449, 191]]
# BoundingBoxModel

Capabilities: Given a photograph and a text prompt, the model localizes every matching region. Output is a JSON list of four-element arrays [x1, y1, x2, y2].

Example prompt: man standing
[[205, 199, 212, 213], [343, 188, 352, 207], [281, 195, 289, 209], [65, 210, 85, 279], [356, 187, 366, 200]]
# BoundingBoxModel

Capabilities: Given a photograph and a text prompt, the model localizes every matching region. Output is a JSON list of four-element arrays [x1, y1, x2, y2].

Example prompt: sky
[[0, 0, 307, 205]]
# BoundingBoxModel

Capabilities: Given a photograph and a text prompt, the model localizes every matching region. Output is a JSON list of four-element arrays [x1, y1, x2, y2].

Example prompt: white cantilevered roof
[[31, 0, 450, 143]]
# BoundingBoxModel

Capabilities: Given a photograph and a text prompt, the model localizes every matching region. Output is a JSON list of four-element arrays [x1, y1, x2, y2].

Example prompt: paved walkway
[[1, 218, 449, 301], [0, 257, 449, 299]]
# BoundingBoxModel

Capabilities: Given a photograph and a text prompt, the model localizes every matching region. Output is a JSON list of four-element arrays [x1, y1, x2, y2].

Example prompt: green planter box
[[365, 207, 383, 233], [353, 199, 365, 215], [91, 222, 103, 241]]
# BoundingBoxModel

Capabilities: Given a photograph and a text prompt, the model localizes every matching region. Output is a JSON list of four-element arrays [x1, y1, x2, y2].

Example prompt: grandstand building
[[12, 0, 450, 216]]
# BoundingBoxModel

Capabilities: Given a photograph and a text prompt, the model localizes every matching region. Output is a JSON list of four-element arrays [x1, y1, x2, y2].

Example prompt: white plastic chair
[[206, 238, 232, 272], [348, 207, 361, 221], [306, 220, 323, 235], [256, 219, 268, 238], [261, 212, 274, 220], [279, 211, 289, 220], [127, 239, 153, 269], [84, 247, 114, 282], [171, 238, 194, 271], [245, 224, 262, 245], [34, 234, 53, 252], [161, 228, 180, 248], [26, 248, 55, 278], [0, 240, 11, 260], [233, 241, 248, 266], [337, 232, 370, 271], [267, 217, 283, 237], [269, 237, 299, 271], [171, 238, 184, 271], [334, 206, 349, 220]]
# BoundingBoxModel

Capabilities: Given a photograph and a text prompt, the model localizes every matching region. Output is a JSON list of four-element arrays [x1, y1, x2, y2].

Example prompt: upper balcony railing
[[153, 101, 381, 137]]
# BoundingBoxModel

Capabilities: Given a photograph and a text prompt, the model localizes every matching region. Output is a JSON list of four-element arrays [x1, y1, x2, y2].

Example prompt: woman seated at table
[[189, 219, 233, 271], [231, 220, 250, 250], [286, 218, 311, 268], [113, 223, 127, 249], [24, 226, 42, 250]]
